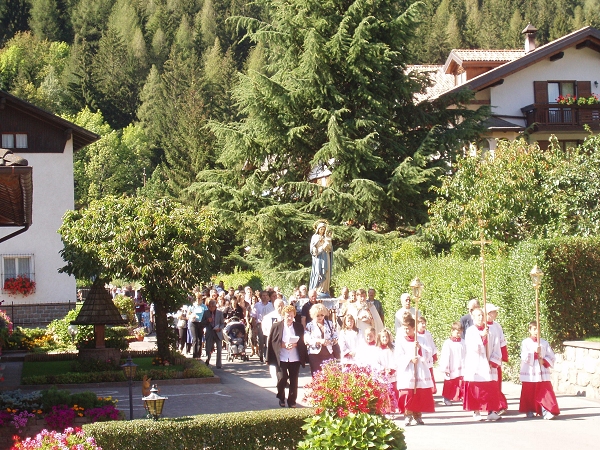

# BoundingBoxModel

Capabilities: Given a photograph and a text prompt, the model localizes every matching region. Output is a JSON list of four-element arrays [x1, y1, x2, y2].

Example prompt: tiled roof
[[406, 65, 456, 101], [449, 49, 525, 62], [433, 26, 600, 99]]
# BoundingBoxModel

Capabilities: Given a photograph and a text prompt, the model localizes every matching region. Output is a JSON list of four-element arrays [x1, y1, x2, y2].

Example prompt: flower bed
[[0, 389, 122, 449], [12, 427, 102, 450], [299, 361, 406, 449]]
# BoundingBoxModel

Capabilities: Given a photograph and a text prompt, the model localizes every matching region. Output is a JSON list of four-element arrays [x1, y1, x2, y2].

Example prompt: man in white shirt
[[251, 290, 275, 362]]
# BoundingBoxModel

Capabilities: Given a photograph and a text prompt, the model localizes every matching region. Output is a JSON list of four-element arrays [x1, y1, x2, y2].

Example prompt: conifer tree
[[192, 0, 487, 271]]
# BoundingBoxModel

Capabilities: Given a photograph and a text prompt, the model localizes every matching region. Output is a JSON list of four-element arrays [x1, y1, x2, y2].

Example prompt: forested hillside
[[1, 0, 599, 276]]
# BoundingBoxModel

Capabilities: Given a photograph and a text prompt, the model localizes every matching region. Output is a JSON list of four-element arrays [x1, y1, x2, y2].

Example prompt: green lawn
[[22, 357, 184, 378], [585, 337, 600, 342]]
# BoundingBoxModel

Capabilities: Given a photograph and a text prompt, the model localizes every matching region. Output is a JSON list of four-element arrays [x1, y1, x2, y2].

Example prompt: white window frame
[[1, 254, 35, 285]]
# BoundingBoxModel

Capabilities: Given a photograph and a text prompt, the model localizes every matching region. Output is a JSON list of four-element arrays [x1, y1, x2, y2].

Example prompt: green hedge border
[[84, 408, 315, 450]]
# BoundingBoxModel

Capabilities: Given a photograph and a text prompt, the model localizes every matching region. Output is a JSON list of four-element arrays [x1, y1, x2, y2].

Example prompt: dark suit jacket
[[201, 309, 225, 341], [267, 320, 307, 367]]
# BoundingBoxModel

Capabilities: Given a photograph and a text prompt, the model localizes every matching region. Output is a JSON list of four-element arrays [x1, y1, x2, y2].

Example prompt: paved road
[[5, 338, 600, 449]]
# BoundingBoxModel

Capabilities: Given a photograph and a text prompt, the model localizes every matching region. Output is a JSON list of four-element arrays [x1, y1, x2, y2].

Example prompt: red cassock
[[519, 381, 560, 415], [398, 388, 436, 413], [442, 377, 464, 402]]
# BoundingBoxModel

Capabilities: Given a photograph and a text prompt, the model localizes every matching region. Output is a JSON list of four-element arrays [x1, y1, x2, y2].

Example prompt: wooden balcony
[[521, 103, 600, 131]]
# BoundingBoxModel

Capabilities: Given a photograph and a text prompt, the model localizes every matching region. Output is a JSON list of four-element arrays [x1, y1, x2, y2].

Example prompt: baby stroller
[[224, 317, 248, 362]]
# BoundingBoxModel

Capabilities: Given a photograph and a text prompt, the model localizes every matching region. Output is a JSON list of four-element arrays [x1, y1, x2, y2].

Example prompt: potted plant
[[133, 327, 146, 341], [3, 275, 36, 297]]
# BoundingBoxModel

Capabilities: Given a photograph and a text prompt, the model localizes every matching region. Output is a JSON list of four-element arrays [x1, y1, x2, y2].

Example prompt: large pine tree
[[192, 0, 486, 272]]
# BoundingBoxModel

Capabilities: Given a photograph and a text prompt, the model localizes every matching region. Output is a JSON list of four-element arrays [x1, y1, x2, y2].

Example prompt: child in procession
[[395, 315, 435, 426], [356, 326, 379, 369], [439, 322, 466, 405], [519, 321, 560, 419], [377, 328, 399, 415], [417, 316, 438, 394]]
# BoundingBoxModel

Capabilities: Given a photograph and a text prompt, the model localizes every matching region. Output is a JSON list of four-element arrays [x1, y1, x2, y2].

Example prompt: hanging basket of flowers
[[3, 275, 36, 297]]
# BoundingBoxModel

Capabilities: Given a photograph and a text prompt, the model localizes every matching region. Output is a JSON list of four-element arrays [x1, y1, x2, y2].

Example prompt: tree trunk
[[153, 296, 173, 360]]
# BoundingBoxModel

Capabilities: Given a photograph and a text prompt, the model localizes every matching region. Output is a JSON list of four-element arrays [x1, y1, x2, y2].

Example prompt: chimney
[[522, 23, 538, 53]]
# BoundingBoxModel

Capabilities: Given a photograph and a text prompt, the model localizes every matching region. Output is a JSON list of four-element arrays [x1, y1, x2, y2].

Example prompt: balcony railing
[[521, 103, 600, 130]]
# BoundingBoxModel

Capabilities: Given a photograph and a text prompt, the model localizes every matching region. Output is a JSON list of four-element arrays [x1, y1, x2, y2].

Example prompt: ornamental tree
[[423, 135, 600, 249], [58, 195, 219, 359], [190, 0, 486, 272]]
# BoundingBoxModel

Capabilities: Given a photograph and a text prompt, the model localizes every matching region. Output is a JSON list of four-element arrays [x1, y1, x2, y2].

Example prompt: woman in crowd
[[267, 305, 308, 408], [305, 303, 338, 376]]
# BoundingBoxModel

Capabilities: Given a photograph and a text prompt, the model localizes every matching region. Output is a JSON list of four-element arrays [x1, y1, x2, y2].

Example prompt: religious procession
[[170, 220, 561, 427]]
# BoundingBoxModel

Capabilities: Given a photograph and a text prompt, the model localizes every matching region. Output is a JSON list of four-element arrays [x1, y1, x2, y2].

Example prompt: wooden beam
[[549, 51, 564, 61]]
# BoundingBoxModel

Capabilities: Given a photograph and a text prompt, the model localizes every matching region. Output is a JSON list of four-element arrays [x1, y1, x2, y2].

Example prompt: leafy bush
[[47, 308, 84, 347], [76, 326, 129, 352], [113, 294, 135, 323], [21, 358, 213, 385], [215, 271, 263, 292], [84, 408, 314, 450], [298, 411, 406, 450]]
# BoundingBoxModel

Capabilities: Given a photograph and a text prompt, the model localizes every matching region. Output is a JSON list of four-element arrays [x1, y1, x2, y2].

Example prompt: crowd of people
[[115, 281, 561, 425]]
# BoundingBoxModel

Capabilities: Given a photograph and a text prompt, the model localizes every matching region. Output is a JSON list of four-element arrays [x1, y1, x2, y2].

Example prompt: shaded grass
[[22, 357, 184, 378], [585, 337, 600, 342]]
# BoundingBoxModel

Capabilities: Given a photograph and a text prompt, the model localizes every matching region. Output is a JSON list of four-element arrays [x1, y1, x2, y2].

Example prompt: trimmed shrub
[[84, 408, 314, 450], [216, 271, 263, 291]]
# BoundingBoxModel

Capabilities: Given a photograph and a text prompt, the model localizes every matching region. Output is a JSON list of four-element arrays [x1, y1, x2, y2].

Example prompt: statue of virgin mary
[[309, 221, 333, 296]]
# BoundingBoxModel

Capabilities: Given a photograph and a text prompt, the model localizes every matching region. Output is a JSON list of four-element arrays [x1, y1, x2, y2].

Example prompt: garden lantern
[[121, 355, 138, 420], [67, 324, 78, 343], [143, 385, 168, 420]]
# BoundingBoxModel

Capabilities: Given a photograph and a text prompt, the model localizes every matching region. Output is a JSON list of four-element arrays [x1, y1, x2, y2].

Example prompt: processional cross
[[472, 222, 492, 359]]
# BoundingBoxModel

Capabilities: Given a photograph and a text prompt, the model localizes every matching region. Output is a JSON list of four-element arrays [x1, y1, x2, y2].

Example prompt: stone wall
[[1, 302, 76, 328], [551, 341, 600, 400]]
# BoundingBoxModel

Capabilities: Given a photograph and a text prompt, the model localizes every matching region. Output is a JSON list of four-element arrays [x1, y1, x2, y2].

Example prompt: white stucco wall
[[0, 138, 76, 305], [489, 46, 600, 118]]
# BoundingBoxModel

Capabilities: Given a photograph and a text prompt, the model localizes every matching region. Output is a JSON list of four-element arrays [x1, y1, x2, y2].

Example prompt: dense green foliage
[[334, 235, 600, 381], [21, 357, 212, 385], [412, 0, 600, 63], [190, 0, 486, 273], [84, 408, 315, 450], [424, 136, 600, 249], [298, 411, 406, 450], [58, 195, 219, 359]]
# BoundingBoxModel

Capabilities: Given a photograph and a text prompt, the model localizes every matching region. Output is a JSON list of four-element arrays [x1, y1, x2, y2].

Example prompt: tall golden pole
[[530, 266, 544, 372], [410, 277, 424, 394], [473, 225, 492, 359]]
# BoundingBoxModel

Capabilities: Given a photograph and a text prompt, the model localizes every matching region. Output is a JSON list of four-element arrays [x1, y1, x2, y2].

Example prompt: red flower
[[3, 276, 35, 297]]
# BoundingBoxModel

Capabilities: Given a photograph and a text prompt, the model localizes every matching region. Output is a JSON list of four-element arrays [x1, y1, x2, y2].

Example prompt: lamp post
[[142, 385, 168, 420], [409, 277, 424, 394], [121, 355, 138, 420], [67, 324, 78, 343], [530, 265, 544, 370]]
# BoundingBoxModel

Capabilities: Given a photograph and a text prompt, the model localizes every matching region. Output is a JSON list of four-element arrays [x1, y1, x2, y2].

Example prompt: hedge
[[84, 408, 315, 450], [334, 236, 600, 381]]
